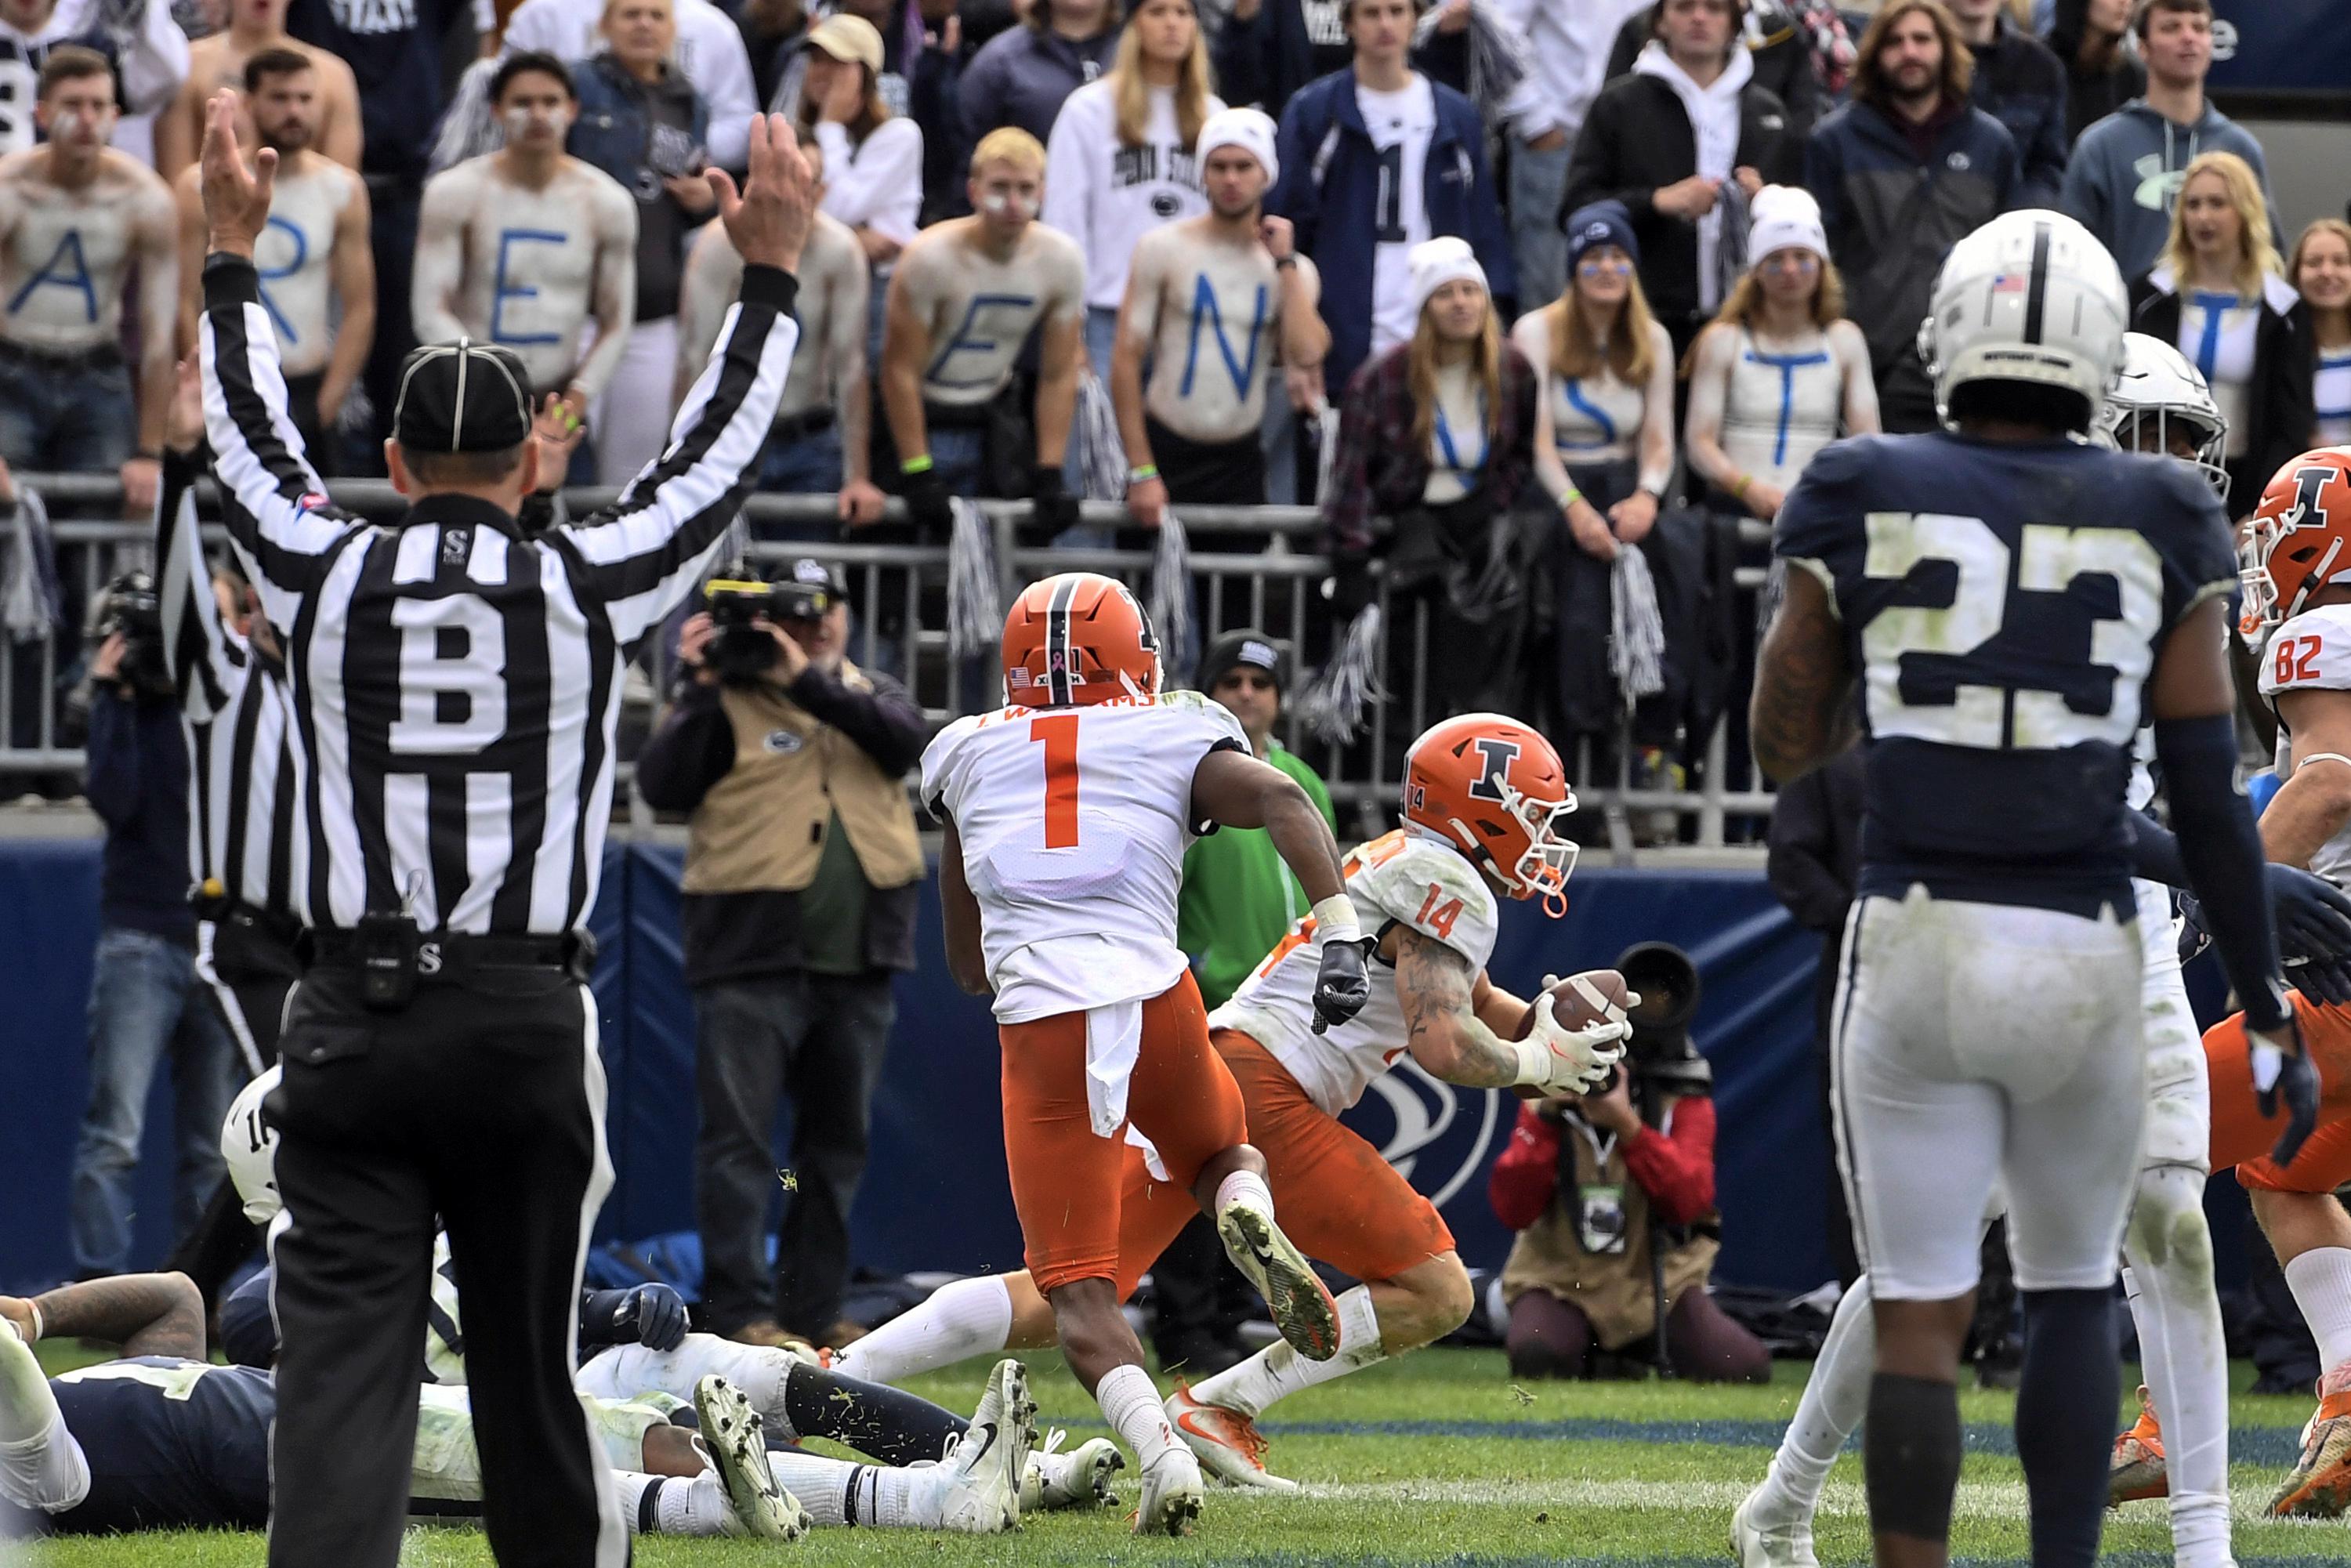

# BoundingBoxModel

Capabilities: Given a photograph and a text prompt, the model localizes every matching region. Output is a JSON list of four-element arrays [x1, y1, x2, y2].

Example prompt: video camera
[[92, 570, 173, 699], [701, 568, 838, 684], [1606, 941, 1712, 1099]]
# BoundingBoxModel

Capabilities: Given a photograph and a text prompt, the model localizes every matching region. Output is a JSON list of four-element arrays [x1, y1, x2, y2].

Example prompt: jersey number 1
[[1031, 714, 1080, 849]]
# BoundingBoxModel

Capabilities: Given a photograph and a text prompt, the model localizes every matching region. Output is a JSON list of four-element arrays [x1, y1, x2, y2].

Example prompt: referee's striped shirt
[[196, 255, 801, 936], [155, 448, 306, 929]]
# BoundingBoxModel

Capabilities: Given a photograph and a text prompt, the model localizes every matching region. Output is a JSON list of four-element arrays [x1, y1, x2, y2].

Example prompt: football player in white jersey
[[920, 570, 1372, 1534], [842, 712, 1636, 1490]]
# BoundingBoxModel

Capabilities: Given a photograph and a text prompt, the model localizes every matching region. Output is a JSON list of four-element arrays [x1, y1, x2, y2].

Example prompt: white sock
[[614, 1471, 735, 1537], [1755, 1274, 1875, 1524], [1187, 1284, 1384, 1420], [1096, 1362, 1184, 1468], [2284, 1247, 2351, 1373], [2123, 1166, 2233, 1568], [1214, 1168, 1274, 1217], [832, 1276, 1015, 1387], [767, 1452, 922, 1528]]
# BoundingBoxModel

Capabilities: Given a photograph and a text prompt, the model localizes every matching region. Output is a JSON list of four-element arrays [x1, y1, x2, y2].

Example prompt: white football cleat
[[1165, 1385, 1297, 1491], [1022, 1428, 1123, 1512], [1132, 1444, 1204, 1536], [691, 1374, 811, 1541], [1730, 1484, 1820, 1568], [1215, 1200, 1340, 1362], [935, 1356, 1034, 1534]]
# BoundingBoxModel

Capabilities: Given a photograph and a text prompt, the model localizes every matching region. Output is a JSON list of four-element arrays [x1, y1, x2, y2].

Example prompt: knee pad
[[2125, 1164, 2215, 1277]]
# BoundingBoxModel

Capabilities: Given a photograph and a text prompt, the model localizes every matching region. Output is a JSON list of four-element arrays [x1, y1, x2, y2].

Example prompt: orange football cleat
[[2109, 1385, 2168, 1505], [2269, 1388, 2351, 1518]]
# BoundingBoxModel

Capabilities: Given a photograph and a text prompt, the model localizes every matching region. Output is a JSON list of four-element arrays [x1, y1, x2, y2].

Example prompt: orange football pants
[[1102, 1029, 1458, 1301], [998, 972, 1245, 1293], [2207, 992, 2351, 1193]]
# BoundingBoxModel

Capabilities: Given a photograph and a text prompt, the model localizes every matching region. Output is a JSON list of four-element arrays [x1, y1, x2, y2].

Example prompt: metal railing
[[0, 476, 1779, 857]]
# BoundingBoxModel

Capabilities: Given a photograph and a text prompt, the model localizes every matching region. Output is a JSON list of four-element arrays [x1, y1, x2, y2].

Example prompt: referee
[[193, 92, 812, 1568], [152, 358, 306, 1314]]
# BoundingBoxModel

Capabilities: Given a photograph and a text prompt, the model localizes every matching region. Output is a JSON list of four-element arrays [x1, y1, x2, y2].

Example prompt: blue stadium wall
[[0, 839, 2253, 1298]]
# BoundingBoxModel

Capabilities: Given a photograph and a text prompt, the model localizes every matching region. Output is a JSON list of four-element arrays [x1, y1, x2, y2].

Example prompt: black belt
[[770, 406, 835, 442], [306, 929, 595, 976], [196, 895, 304, 952], [0, 335, 122, 374]]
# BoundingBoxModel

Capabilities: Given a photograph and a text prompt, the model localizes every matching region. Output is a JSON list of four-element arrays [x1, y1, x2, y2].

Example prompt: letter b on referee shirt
[[389, 596, 509, 754]]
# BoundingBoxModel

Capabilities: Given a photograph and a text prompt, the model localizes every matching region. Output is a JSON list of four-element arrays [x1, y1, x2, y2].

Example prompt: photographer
[[636, 558, 928, 1349], [1486, 943, 1767, 1384], [67, 574, 239, 1281]]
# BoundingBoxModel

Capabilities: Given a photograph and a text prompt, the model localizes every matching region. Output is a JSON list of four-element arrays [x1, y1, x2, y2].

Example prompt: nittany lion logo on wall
[[1341, 1059, 1505, 1211]]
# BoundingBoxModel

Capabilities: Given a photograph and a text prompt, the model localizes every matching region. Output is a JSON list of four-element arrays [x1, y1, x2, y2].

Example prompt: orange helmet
[[1001, 571, 1161, 708], [2241, 447, 2351, 639], [1401, 713, 1578, 914]]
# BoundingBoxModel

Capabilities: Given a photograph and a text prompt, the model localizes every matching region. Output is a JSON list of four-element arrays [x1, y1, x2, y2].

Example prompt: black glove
[[901, 465, 953, 537], [2293, 951, 2351, 1009], [610, 1282, 689, 1351], [1310, 936, 1372, 1034], [2251, 1010, 2320, 1168], [2266, 862, 2351, 970], [1327, 552, 1375, 623], [2174, 893, 2211, 967], [1030, 465, 1081, 540]]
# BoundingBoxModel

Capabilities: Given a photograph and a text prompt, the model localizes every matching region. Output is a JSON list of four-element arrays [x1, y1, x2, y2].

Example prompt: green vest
[[1177, 743, 1336, 1009]]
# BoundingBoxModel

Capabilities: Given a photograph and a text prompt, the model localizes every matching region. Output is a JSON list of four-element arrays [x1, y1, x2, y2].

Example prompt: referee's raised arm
[[193, 90, 346, 621], [552, 112, 812, 646]]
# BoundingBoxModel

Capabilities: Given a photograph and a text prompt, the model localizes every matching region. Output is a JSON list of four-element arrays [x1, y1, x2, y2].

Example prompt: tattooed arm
[[1750, 564, 1853, 784], [1394, 926, 1527, 1088], [2, 1271, 208, 1360]]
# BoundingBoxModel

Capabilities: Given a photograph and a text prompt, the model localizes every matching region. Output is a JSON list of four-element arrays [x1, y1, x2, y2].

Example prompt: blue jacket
[[1806, 97, 2019, 426], [567, 53, 711, 186], [1270, 69, 1517, 397], [85, 686, 194, 942]]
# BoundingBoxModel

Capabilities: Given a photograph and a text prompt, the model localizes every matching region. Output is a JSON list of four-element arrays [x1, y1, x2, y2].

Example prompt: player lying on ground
[[921, 571, 1382, 1534], [0, 1273, 1056, 1539], [213, 1067, 1123, 1519], [2117, 444, 2351, 1523], [1734, 342, 2351, 1568], [849, 712, 1635, 1490]]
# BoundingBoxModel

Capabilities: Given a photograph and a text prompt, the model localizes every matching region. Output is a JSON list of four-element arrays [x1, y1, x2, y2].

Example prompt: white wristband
[[1310, 893, 1361, 943], [1509, 1034, 1552, 1089]]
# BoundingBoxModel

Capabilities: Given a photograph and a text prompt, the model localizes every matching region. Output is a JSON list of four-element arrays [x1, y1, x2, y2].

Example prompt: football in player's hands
[[1515, 970, 1636, 1099], [1545, 969, 1637, 1032], [1310, 936, 1373, 1034]]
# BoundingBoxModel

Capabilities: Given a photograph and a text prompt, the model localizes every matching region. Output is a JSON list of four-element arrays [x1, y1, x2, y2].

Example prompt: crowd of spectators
[[0, 0, 2341, 796]]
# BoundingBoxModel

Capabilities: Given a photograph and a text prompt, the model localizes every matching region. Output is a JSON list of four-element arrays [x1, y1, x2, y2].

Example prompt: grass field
[[11, 1342, 2349, 1566]]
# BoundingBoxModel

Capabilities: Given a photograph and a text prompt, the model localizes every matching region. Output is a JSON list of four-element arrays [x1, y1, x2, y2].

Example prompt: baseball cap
[[787, 557, 848, 597], [804, 13, 884, 74], [393, 339, 534, 454], [1197, 628, 1288, 693]]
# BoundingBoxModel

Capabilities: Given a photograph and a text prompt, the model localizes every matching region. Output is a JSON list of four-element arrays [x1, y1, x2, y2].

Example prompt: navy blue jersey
[[1774, 430, 2236, 913], [27, 1360, 273, 1534]]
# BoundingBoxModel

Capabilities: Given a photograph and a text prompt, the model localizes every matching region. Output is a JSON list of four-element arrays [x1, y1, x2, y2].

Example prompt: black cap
[[393, 339, 534, 454], [1197, 628, 1288, 693], [786, 557, 848, 597]]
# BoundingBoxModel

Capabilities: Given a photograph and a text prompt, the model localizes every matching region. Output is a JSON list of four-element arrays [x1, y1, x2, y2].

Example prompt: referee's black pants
[[265, 965, 625, 1568], [168, 915, 303, 1312]]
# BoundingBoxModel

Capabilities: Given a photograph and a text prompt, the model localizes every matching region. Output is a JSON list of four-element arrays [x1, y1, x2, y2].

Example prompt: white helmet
[[220, 1066, 283, 1226], [1918, 209, 2129, 430], [2099, 333, 2231, 500]]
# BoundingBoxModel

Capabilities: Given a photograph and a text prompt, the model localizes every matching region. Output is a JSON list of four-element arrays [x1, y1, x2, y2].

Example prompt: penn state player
[[208, 1066, 1124, 1522], [1748, 211, 2315, 1568], [413, 52, 638, 433], [172, 48, 372, 468], [0, 1271, 1012, 1541], [1112, 107, 1328, 526], [1734, 337, 2351, 1568]]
